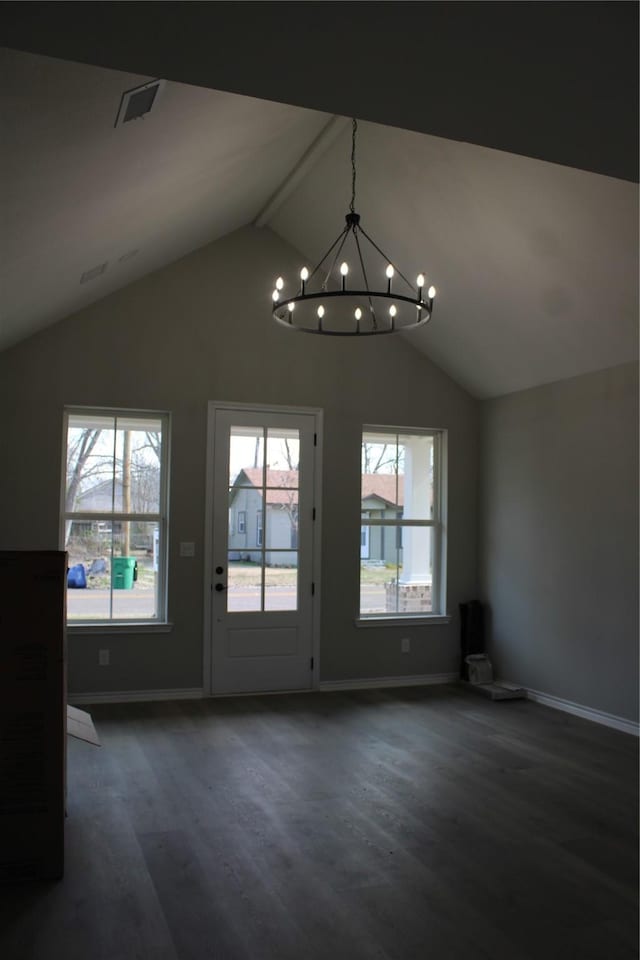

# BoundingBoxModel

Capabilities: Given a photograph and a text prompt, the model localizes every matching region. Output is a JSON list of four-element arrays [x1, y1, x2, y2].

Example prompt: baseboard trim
[[68, 688, 204, 705], [511, 684, 639, 737], [319, 672, 458, 693]]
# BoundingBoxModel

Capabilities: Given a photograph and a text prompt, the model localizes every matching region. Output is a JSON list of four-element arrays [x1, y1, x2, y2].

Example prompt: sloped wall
[[0, 226, 478, 694], [479, 362, 639, 723]]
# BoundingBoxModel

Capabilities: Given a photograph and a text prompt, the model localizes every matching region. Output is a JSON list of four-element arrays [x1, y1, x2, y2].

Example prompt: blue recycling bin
[[67, 563, 87, 589]]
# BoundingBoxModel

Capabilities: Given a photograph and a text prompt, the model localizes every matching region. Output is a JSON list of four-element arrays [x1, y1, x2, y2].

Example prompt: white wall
[[0, 226, 479, 694], [479, 362, 639, 723]]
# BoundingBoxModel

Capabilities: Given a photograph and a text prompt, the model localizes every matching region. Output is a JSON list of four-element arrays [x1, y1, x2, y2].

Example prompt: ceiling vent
[[114, 79, 165, 127], [80, 262, 108, 284]]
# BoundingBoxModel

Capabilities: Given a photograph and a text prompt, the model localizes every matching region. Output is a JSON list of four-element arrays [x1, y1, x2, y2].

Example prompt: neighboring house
[[69, 479, 122, 541], [228, 469, 405, 566], [71, 477, 157, 549], [76, 478, 123, 512], [360, 474, 404, 563], [228, 469, 299, 566]]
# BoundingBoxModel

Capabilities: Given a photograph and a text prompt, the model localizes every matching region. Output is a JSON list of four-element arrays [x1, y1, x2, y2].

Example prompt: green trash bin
[[112, 556, 137, 590]]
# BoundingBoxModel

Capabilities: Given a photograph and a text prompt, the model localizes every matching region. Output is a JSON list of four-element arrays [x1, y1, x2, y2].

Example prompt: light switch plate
[[179, 541, 195, 557]]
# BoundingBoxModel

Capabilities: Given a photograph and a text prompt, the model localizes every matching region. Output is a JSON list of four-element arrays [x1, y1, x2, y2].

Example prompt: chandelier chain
[[350, 118, 357, 214]]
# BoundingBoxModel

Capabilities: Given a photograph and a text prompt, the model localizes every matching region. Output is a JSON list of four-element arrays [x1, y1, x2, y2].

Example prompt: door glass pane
[[229, 426, 264, 486], [266, 428, 300, 480], [264, 493, 299, 551], [265, 556, 298, 611], [226, 428, 303, 614], [227, 553, 262, 612], [360, 525, 434, 616]]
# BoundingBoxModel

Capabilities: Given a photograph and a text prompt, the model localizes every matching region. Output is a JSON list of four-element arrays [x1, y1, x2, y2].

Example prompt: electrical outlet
[[401, 637, 411, 654], [98, 648, 110, 666]]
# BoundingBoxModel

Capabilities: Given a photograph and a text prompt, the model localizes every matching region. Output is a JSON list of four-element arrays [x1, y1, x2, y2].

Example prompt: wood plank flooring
[[1, 685, 637, 960]]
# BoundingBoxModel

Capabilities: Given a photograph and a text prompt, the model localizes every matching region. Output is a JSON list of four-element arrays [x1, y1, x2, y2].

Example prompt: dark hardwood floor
[[1, 685, 638, 960]]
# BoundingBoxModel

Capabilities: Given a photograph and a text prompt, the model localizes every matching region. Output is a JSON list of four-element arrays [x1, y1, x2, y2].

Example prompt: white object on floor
[[465, 653, 494, 685]]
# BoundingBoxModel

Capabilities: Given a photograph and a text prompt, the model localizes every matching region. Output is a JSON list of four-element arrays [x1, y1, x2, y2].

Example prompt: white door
[[206, 405, 319, 694]]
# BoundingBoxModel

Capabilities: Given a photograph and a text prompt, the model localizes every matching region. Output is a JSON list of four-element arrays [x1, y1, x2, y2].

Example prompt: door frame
[[203, 401, 323, 697]]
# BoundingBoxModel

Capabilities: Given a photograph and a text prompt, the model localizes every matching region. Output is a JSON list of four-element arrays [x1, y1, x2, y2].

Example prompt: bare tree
[[362, 442, 400, 474], [144, 431, 161, 460], [64, 428, 103, 545], [282, 438, 299, 471], [130, 453, 160, 513]]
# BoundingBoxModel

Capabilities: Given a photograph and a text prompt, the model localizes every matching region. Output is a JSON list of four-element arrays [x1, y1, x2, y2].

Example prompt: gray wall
[[479, 362, 639, 722], [0, 226, 479, 694]]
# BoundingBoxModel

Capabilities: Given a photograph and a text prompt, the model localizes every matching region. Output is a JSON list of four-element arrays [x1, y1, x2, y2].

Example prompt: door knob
[[215, 583, 226, 592], [215, 566, 224, 575]]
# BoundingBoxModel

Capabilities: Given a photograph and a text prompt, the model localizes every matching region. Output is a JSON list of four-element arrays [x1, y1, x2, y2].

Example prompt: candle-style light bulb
[[300, 267, 309, 282], [386, 263, 394, 294], [272, 290, 280, 302], [389, 305, 397, 317], [417, 273, 425, 289], [340, 262, 349, 276], [428, 285, 436, 299], [317, 305, 325, 318], [275, 276, 284, 290], [288, 302, 295, 312], [354, 307, 362, 320]]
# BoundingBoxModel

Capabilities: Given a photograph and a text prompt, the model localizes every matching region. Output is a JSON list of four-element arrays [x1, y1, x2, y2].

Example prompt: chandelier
[[271, 118, 436, 337]]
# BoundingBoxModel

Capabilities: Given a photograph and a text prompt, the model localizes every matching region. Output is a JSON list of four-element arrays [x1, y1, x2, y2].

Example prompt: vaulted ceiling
[[1, 4, 637, 398]]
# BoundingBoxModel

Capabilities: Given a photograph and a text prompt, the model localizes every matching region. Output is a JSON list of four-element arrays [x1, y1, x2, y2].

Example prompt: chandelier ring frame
[[272, 289, 434, 337]]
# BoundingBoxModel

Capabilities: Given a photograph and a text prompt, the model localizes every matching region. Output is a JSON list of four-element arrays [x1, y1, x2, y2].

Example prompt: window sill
[[354, 615, 451, 628], [67, 622, 173, 635]]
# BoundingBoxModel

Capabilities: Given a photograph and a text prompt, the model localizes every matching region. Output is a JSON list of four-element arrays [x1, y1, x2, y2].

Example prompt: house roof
[[236, 469, 299, 506], [361, 475, 404, 509], [235, 470, 404, 508]]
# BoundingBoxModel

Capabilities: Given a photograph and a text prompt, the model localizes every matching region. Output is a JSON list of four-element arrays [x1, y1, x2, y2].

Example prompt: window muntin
[[61, 408, 169, 624], [360, 427, 445, 619]]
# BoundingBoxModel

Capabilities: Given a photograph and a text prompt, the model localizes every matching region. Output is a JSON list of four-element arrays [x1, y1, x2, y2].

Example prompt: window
[[360, 427, 446, 620], [61, 408, 169, 625], [237, 510, 246, 534], [256, 512, 264, 547]]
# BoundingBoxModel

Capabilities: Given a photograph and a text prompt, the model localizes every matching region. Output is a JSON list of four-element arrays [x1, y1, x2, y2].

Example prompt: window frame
[[357, 425, 449, 626], [60, 406, 171, 630]]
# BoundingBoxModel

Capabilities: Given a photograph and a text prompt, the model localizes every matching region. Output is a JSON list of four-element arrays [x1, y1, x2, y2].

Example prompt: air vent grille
[[115, 80, 165, 127]]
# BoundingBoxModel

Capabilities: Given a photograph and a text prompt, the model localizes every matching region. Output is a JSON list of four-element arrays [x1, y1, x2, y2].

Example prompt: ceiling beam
[[254, 116, 350, 228]]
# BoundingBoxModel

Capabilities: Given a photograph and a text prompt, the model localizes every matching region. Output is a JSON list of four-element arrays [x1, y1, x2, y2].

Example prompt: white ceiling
[[0, 48, 329, 349], [0, 47, 637, 398], [269, 122, 638, 397]]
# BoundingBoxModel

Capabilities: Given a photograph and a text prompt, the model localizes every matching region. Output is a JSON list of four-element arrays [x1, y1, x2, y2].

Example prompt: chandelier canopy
[[271, 119, 436, 337]]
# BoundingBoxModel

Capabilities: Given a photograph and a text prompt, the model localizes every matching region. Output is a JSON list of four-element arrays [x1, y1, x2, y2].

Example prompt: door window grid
[[227, 426, 301, 613]]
